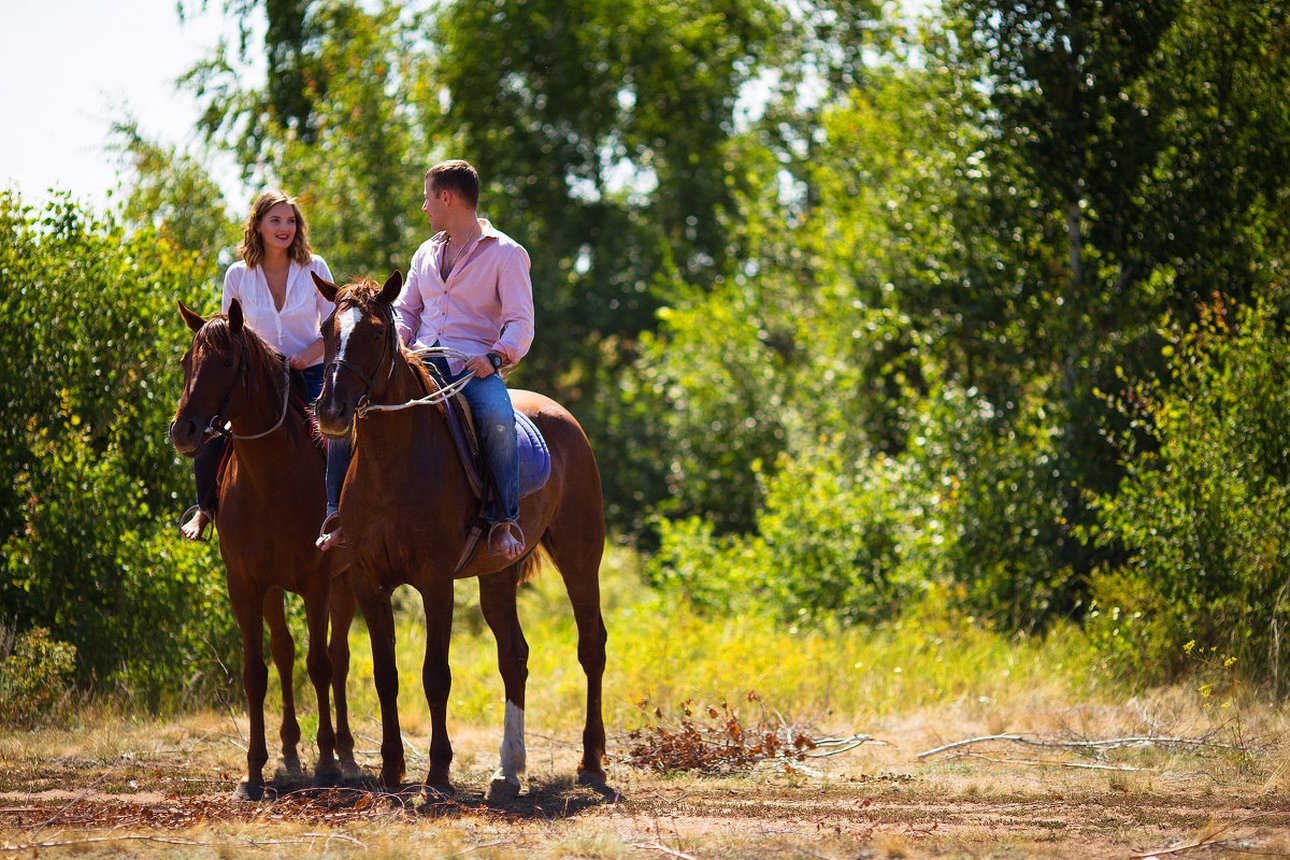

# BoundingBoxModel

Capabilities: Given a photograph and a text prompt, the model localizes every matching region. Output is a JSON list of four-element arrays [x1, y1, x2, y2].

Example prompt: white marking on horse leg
[[499, 700, 526, 779]]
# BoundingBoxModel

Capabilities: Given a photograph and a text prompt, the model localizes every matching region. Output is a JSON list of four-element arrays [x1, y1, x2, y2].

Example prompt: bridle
[[325, 301, 398, 416], [194, 335, 292, 443]]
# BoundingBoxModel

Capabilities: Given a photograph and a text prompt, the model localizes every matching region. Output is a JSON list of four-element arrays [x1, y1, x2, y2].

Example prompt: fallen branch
[[917, 734, 1243, 760], [1, 835, 210, 852], [804, 735, 885, 758], [946, 752, 1149, 771], [634, 841, 698, 860], [1131, 812, 1284, 859]]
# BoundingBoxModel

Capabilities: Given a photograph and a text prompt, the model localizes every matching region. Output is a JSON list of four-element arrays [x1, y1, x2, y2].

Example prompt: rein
[[355, 346, 474, 417], [203, 338, 293, 442], [326, 298, 473, 418]]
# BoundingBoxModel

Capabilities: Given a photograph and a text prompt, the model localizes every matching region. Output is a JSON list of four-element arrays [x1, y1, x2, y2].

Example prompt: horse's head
[[169, 299, 249, 456], [312, 270, 403, 439]]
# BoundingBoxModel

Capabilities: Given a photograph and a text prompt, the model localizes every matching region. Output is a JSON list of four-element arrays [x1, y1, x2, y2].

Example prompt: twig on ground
[[918, 734, 1244, 760], [448, 839, 512, 856], [2, 835, 210, 850], [804, 735, 885, 757], [28, 767, 113, 835], [634, 841, 698, 860], [946, 752, 1149, 771], [1131, 812, 1283, 858]]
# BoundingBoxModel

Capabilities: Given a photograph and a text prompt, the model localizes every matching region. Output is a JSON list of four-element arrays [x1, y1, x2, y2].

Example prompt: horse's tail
[[519, 540, 550, 586]]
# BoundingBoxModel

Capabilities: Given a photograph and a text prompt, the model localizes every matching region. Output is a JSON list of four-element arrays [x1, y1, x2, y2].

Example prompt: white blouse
[[222, 255, 335, 367]]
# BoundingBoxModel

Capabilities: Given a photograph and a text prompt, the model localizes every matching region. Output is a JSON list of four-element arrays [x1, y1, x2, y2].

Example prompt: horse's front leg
[[328, 576, 361, 780], [302, 577, 340, 786], [355, 583, 405, 790], [479, 567, 528, 801], [421, 576, 455, 794], [263, 590, 304, 783], [231, 579, 270, 800]]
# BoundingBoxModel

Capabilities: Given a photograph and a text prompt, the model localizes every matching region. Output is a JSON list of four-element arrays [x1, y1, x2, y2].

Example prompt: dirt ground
[[0, 710, 1286, 859]]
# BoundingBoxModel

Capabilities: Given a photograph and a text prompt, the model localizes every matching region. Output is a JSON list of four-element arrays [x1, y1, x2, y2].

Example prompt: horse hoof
[[422, 782, 455, 803], [340, 759, 366, 782], [313, 766, 343, 788], [576, 768, 607, 789], [487, 772, 521, 803], [234, 780, 265, 801], [274, 758, 307, 785]]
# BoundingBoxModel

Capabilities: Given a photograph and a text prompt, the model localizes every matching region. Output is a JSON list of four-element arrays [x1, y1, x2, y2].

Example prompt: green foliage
[[650, 441, 926, 625], [916, 385, 1077, 631], [0, 191, 239, 704], [1089, 295, 1290, 689], [0, 625, 77, 727]]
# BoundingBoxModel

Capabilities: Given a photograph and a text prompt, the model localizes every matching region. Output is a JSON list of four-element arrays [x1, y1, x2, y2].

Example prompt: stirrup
[[316, 511, 347, 551], [179, 505, 213, 542], [487, 520, 525, 559]]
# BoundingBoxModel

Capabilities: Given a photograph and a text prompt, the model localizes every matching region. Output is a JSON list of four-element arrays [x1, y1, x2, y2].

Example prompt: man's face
[[421, 178, 450, 230]]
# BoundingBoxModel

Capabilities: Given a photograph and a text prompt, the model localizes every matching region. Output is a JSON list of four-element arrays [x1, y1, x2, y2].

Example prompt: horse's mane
[[197, 315, 307, 402], [336, 279, 439, 395]]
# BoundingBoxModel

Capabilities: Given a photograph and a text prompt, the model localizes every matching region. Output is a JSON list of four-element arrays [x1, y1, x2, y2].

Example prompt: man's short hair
[[426, 160, 480, 208]]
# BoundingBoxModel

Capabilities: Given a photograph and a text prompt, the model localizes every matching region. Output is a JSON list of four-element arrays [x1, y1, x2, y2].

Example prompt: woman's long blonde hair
[[238, 190, 313, 268]]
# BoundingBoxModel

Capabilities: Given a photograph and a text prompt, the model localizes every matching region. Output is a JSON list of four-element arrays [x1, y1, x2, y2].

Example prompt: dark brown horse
[[170, 299, 360, 799], [310, 272, 608, 799]]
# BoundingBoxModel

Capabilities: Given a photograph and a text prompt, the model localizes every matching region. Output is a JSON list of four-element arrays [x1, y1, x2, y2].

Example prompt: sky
[[1, 0, 934, 215], [1, 0, 254, 210]]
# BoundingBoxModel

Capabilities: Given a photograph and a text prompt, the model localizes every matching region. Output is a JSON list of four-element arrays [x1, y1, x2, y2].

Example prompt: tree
[[0, 192, 238, 700]]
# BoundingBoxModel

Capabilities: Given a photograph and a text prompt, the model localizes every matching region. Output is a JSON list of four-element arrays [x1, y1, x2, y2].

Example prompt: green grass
[[317, 543, 1106, 740]]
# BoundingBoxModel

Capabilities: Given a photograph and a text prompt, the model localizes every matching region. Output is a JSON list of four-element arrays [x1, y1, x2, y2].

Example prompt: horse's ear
[[228, 298, 244, 334], [312, 271, 339, 303], [178, 300, 206, 334], [378, 270, 403, 305]]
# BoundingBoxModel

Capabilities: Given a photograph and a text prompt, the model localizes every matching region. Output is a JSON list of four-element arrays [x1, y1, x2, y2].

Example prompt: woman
[[180, 189, 348, 541]]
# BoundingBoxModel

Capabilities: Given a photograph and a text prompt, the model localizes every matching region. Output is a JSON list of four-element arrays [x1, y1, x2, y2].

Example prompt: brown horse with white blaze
[[169, 299, 360, 799], [311, 271, 608, 799]]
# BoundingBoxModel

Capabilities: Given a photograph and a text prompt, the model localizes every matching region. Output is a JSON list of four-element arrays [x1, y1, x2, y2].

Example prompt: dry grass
[[2, 549, 1287, 857]]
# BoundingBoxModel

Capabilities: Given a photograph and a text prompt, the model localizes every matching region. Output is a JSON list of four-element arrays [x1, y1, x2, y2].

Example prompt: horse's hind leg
[[263, 590, 305, 784], [328, 577, 362, 780], [478, 567, 528, 801], [542, 524, 608, 786]]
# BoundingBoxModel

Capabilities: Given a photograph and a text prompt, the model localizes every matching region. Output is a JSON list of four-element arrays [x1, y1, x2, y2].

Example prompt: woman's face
[[256, 202, 298, 256]]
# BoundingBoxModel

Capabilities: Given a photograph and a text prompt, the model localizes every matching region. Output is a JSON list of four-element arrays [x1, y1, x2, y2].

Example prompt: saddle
[[423, 362, 552, 571]]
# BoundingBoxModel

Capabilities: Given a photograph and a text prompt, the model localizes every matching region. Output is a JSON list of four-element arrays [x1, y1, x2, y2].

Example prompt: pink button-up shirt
[[393, 219, 534, 373]]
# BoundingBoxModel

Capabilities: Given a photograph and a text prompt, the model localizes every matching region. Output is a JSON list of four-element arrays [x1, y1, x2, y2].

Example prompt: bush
[[0, 625, 77, 727], [0, 191, 238, 705], [649, 440, 926, 624], [1089, 294, 1290, 689], [916, 384, 1080, 632]]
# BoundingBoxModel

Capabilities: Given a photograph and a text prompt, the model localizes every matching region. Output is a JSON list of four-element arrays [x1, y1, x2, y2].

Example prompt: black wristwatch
[[486, 352, 504, 370]]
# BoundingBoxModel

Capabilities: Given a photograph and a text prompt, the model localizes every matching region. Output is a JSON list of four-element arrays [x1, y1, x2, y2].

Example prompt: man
[[394, 159, 534, 561]]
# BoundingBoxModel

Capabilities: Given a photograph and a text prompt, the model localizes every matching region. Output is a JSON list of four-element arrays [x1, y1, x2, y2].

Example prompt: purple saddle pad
[[514, 409, 551, 498]]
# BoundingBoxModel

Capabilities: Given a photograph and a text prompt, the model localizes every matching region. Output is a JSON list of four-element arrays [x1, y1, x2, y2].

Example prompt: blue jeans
[[300, 365, 351, 520], [425, 355, 520, 524]]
